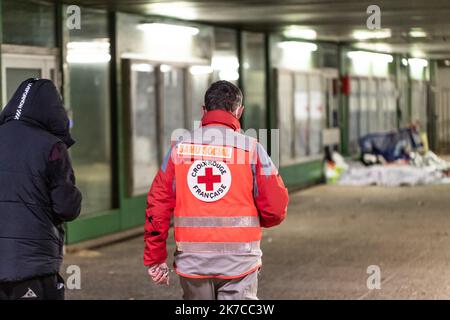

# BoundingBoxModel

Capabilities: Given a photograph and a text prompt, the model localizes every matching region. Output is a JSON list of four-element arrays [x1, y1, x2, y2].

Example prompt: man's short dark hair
[[204, 81, 243, 112]]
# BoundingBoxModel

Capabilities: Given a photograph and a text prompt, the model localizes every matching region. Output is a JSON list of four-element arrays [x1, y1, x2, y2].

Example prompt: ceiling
[[57, 0, 450, 59]]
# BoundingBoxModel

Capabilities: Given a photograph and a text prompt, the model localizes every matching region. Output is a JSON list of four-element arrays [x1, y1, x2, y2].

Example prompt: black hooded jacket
[[0, 78, 82, 282]]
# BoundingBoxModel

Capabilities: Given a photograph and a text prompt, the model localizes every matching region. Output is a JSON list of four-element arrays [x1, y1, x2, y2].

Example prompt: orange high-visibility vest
[[172, 126, 262, 257]]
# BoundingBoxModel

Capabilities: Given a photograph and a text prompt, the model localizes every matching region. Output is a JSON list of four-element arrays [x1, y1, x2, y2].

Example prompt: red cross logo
[[197, 167, 221, 191]]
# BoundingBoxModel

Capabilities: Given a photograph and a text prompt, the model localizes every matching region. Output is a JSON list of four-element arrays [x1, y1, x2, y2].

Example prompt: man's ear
[[201, 105, 207, 117], [235, 105, 244, 119]]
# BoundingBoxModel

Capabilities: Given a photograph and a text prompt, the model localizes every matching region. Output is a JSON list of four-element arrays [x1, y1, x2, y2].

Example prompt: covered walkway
[[64, 181, 450, 299]]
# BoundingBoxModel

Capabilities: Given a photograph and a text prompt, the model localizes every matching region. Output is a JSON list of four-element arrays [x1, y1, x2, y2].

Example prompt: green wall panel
[[120, 195, 147, 230], [279, 160, 324, 189], [66, 209, 121, 244]]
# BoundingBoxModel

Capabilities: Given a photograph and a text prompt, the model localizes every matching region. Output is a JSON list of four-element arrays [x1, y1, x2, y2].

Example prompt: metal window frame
[[1, 52, 58, 105], [122, 58, 214, 197], [276, 67, 331, 165]]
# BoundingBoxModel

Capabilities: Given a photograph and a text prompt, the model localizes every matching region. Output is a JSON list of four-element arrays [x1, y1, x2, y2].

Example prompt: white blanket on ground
[[338, 163, 447, 187]]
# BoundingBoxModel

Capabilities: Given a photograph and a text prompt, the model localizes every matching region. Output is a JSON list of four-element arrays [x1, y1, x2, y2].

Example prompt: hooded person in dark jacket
[[0, 78, 82, 300]]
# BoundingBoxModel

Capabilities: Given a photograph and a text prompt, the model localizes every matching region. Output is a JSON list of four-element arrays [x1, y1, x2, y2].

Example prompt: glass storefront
[[2, 0, 56, 47], [277, 71, 294, 164], [211, 28, 239, 85], [189, 71, 210, 128], [63, 7, 113, 215], [0, 2, 415, 243], [241, 32, 267, 131], [126, 62, 159, 196], [277, 69, 328, 165], [348, 77, 397, 154], [1, 0, 58, 105], [162, 66, 186, 153], [118, 13, 220, 196]]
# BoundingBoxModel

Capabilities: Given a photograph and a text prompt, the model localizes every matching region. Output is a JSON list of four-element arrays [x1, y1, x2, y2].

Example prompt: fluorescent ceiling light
[[147, 2, 198, 20], [160, 64, 172, 72], [66, 41, 111, 64], [347, 51, 393, 63], [132, 63, 154, 72], [283, 27, 317, 40], [189, 65, 213, 75], [408, 58, 428, 67], [277, 41, 318, 52], [137, 23, 199, 36], [67, 53, 111, 64], [409, 29, 427, 38], [66, 41, 110, 50], [353, 29, 391, 40]]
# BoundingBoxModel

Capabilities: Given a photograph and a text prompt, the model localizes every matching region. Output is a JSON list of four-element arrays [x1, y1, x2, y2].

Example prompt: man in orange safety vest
[[144, 80, 289, 300]]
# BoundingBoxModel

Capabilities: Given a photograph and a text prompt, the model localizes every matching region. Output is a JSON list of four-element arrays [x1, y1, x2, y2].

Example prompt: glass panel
[[386, 80, 397, 131], [294, 73, 309, 158], [271, 34, 315, 71], [162, 66, 185, 154], [378, 79, 389, 132], [378, 80, 387, 131], [366, 79, 377, 133], [65, 8, 113, 215], [349, 79, 360, 153], [359, 79, 369, 137], [411, 81, 428, 132], [50, 68, 56, 83], [278, 72, 293, 165], [129, 63, 159, 196], [6, 68, 41, 102], [308, 74, 324, 156], [117, 13, 213, 64], [212, 28, 239, 85], [241, 32, 266, 131], [2, 0, 56, 47], [398, 73, 409, 126], [189, 72, 211, 129], [325, 78, 339, 128]]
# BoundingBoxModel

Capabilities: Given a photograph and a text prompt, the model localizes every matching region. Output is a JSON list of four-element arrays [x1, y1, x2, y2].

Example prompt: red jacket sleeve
[[143, 148, 176, 267], [254, 143, 289, 228]]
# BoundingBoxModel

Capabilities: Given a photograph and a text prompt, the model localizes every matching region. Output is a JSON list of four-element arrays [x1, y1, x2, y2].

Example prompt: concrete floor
[[63, 183, 450, 300]]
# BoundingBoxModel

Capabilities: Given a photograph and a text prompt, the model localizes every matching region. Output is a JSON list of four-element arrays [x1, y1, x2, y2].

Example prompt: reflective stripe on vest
[[175, 216, 261, 253], [174, 252, 262, 279], [174, 216, 260, 228], [176, 241, 261, 254]]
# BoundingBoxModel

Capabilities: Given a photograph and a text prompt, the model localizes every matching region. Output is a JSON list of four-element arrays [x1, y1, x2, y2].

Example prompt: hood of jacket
[[0, 78, 75, 148]]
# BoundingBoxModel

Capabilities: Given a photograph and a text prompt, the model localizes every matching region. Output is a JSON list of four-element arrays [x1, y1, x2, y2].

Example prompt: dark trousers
[[0, 273, 65, 300]]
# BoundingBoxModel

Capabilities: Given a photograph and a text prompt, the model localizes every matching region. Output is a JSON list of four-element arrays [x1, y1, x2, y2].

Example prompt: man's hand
[[148, 262, 170, 286]]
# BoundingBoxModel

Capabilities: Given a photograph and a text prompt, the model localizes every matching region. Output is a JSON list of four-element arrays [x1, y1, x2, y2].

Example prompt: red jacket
[[144, 110, 289, 266]]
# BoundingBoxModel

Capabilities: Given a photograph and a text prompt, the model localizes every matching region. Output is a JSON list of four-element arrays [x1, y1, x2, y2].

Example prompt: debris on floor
[[409, 151, 450, 172], [359, 127, 423, 166], [337, 162, 448, 187], [325, 127, 450, 187], [324, 151, 349, 184]]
